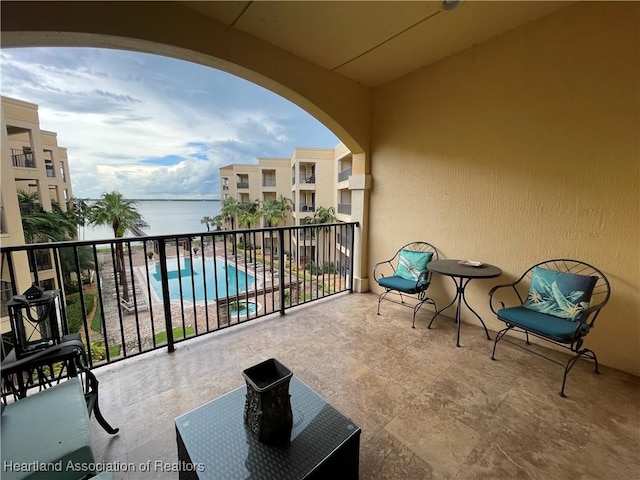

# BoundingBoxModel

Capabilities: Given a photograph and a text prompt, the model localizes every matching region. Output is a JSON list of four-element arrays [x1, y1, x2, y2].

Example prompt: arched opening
[[1, 0, 371, 156]]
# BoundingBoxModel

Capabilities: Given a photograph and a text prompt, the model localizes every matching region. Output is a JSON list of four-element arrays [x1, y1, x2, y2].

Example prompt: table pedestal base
[[429, 277, 492, 347]]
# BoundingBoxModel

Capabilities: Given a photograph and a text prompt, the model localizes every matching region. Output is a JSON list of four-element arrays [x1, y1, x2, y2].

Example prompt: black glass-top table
[[428, 259, 502, 347], [175, 376, 361, 480]]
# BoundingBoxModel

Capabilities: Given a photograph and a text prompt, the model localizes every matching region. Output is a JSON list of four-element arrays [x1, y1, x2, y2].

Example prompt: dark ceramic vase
[[243, 358, 293, 446]]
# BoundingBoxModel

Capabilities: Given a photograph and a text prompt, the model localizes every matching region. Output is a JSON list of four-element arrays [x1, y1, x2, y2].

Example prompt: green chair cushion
[[378, 275, 427, 294], [396, 250, 432, 281], [498, 306, 590, 342], [522, 267, 597, 320], [1, 378, 94, 480]]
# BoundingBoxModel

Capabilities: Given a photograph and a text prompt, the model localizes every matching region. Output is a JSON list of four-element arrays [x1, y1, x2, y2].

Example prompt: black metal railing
[[338, 168, 352, 182], [0, 223, 357, 370], [337, 203, 352, 215], [299, 204, 315, 212], [237, 182, 249, 189], [27, 249, 53, 272], [11, 149, 35, 168], [299, 175, 315, 184], [262, 178, 277, 187]]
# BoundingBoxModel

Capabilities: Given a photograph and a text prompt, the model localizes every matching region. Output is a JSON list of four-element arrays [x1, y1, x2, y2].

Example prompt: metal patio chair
[[373, 241, 438, 328], [489, 259, 610, 397]]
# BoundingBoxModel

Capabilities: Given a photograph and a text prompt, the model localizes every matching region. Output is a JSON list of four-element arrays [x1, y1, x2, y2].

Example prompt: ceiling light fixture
[[441, 0, 463, 11]]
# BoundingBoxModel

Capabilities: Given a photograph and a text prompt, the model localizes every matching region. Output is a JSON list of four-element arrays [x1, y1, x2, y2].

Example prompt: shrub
[[65, 293, 95, 334], [304, 261, 336, 275]]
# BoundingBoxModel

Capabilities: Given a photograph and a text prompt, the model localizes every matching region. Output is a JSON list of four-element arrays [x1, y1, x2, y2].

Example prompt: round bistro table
[[427, 259, 502, 347]]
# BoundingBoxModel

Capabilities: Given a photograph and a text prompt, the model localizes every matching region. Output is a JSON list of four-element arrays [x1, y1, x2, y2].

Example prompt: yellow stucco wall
[[369, 2, 640, 375]]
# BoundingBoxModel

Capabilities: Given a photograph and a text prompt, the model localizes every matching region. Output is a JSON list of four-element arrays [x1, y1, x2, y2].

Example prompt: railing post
[[349, 223, 357, 293], [278, 229, 286, 315], [157, 238, 175, 352]]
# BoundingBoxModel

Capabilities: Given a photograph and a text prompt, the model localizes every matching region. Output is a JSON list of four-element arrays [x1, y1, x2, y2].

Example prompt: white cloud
[[1, 48, 339, 199]]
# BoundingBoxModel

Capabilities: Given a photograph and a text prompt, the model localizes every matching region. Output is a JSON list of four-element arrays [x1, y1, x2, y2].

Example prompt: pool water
[[230, 301, 258, 317], [149, 258, 255, 302]]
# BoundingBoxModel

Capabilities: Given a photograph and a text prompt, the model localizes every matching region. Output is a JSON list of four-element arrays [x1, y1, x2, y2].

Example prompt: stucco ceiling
[[181, 1, 571, 87]]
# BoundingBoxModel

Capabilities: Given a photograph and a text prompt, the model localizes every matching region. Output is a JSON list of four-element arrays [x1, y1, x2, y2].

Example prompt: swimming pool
[[230, 301, 258, 317], [149, 257, 255, 302]]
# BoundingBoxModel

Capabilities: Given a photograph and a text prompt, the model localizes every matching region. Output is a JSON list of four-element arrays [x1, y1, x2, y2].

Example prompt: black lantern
[[7, 286, 61, 359]]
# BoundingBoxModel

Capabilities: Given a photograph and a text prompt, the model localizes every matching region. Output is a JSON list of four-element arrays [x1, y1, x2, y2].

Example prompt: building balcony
[[338, 168, 352, 183], [299, 174, 315, 184], [337, 203, 352, 215], [0, 223, 357, 368], [1, 223, 638, 479], [11, 148, 36, 168], [237, 182, 249, 189], [80, 292, 639, 479], [299, 203, 315, 212]]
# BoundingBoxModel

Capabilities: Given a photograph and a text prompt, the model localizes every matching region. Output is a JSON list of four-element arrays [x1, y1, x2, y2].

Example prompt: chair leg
[[559, 347, 600, 398], [377, 291, 388, 315], [412, 301, 424, 328], [491, 326, 511, 360], [583, 348, 600, 374]]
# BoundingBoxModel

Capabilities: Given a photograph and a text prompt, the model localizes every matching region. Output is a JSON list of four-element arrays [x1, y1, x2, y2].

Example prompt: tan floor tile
[[84, 292, 639, 479]]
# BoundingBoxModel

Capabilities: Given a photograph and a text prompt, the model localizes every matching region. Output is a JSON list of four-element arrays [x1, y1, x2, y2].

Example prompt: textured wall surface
[[369, 2, 639, 375]]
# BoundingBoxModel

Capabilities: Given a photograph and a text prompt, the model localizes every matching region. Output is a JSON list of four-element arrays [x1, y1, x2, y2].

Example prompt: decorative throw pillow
[[523, 267, 597, 320], [396, 250, 433, 281]]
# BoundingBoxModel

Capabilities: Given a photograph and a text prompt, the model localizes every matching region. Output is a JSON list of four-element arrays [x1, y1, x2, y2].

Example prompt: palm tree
[[212, 214, 224, 231], [200, 216, 213, 232], [261, 195, 290, 227], [17, 190, 76, 243], [221, 197, 243, 254], [88, 191, 140, 302], [68, 198, 91, 240], [220, 197, 241, 231], [238, 201, 261, 262], [305, 206, 336, 267], [308, 205, 336, 225], [238, 200, 261, 229]]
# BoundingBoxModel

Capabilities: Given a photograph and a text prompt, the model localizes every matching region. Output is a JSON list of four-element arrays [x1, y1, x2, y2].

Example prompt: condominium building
[[219, 157, 292, 253], [1, 96, 74, 330], [219, 143, 363, 277]]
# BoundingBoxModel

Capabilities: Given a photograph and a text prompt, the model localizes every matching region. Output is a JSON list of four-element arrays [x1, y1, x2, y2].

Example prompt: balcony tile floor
[[90, 293, 640, 479]]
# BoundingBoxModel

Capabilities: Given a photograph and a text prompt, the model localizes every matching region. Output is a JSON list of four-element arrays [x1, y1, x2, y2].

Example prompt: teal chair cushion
[[378, 275, 426, 294], [523, 267, 597, 320], [1, 379, 94, 480], [396, 250, 432, 281], [498, 306, 590, 342]]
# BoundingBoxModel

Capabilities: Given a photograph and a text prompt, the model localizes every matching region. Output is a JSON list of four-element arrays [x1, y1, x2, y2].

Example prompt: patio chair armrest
[[575, 302, 607, 326], [488, 283, 522, 315], [373, 260, 395, 280]]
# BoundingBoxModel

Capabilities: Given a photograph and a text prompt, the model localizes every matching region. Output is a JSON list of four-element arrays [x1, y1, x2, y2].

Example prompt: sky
[[1, 47, 340, 200]]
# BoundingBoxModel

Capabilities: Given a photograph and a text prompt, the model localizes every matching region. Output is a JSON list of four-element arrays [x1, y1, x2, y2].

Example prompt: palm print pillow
[[523, 267, 597, 320]]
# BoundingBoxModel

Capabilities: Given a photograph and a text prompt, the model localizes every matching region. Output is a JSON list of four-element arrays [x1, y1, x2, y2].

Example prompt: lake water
[[81, 200, 221, 241]]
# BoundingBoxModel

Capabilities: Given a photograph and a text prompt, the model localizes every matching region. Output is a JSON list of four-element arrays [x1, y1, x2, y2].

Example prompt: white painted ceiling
[[182, 1, 571, 87]]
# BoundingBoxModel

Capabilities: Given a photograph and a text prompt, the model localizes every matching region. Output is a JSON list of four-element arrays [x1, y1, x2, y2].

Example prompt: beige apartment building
[[1, 96, 74, 331], [220, 143, 364, 278]]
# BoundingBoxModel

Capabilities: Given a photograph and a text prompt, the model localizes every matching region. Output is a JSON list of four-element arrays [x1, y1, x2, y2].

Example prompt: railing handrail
[[0, 222, 359, 372]]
